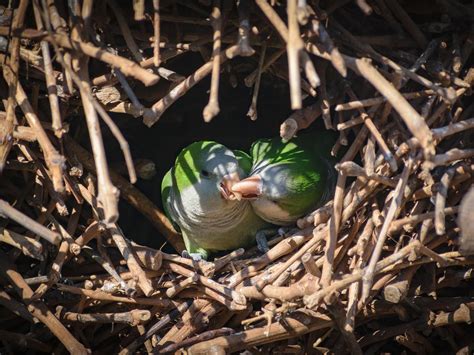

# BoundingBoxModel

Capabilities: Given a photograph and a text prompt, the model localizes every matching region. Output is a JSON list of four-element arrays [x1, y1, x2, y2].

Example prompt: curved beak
[[219, 172, 241, 200], [231, 175, 263, 200]]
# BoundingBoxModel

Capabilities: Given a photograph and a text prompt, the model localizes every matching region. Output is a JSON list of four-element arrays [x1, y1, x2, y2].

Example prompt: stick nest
[[0, 0, 473, 354]]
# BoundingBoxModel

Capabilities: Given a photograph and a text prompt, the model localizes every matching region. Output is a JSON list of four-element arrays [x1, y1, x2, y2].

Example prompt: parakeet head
[[231, 162, 323, 224], [231, 137, 329, 225], [172, 141, 244, 213]]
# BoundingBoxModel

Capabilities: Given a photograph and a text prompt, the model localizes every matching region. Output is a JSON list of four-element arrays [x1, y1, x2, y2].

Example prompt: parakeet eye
[[200, 169, 211, 178]]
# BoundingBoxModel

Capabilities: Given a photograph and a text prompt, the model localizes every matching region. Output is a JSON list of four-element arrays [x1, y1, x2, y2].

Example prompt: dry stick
[[203, 0, 222, 122], [346, 87, 398, 171], [61, 310, 150, 325], [72, 174, 153, 295], [287, 0, 303, 109], [77, 64, 120, 223], [255, 0, 318, 88], [40, 32, 159, 86], [0, 252, 88, 354], [107, 224, 153, 297], [347, 57, 435, 159], [120, 302, 191, 355], [305, 240, 423, 308], [384, 0, 427, 48], [107, 0, 144, 62], [318, 60, 332, 129], [2, 64, 65, 193], [166, 261, 246, 309], [335, 89, 434, 112], [397, 117, 474, 156], [435, 167, 456, 235], [337, 161, 397, 188], [0, 0, 28, 172], [429, 148, 474, 168], [46, 25, 137, 186], [133, 0, 145, 20], [321, 172, 345, 288], [160, 328, 234, 354], [254, 227, 326, 291], [389, 206, 459, 233], [57, 284, 172, 307], [259, 4, 435, 156], [302, 253, 321, 277], [153, 0, 160, 66], [361, 156, 413, 303], [247, 42, 266, 121], [232, 0, 255, 58], [227, 228, 313, 288], [66, 139, 183, 252], [186, 311, 333, 353], [31, 1, 63, 138], [166, 274, 198, 298], [0, 227, 44, 260], [245, 47, 285, 87], [0, 199, 61, 245], [157, 300, 222, 348], [307, 6, 346, 77], [144, 45, 238, 127]]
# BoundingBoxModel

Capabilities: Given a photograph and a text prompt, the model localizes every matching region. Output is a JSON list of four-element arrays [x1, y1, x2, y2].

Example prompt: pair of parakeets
[[161, 131, 336, 260]]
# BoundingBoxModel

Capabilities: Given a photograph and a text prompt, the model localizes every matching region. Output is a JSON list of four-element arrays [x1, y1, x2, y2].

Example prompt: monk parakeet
[[232, 132, 336, 227], [161, 141, 269, 260]]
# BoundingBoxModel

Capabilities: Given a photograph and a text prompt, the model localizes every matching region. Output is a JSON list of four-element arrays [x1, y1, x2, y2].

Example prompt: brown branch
[[0, 199, 61, 245], [203, 0, 222, 122]]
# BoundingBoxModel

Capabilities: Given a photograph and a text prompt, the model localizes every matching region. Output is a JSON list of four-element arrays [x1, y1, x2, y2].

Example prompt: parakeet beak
[[231, 175, 263, 200], [219, 172, 241, 200]]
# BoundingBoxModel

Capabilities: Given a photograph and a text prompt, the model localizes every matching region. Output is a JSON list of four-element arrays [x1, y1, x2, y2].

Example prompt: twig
[[227, 0, 255, 58], [160, 327, 234, 354], [65, 138, 184, 252], [57, 284, 172, 307], [61, 309, 150, 325], [153, 0, 160, 66], [389, 206, 459, 233], [0, 0, 28, 172], [287, 0, 303, 109], [384, 0, 427, 48], [32, 2, 63, 138], [435, 167, 456, 235], [203, 0, 222, 122], [133, 0, 145, 21], [361, 156, 413, 302], [0, 227, 44, 260], [345, 87, 397, 171], [0, 199, 61, 245], [247, 43, 266, 120], [108, 223, 154, 297], [144, 45, 238, 127], [2, 64, 65, 193], [321, 172, 345, 288], [335, 89, 434, 112], [0, 251, 88, 354]]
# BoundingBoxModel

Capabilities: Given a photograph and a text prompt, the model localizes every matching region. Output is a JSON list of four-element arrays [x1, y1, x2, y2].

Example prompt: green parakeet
[[161, 141, 269, 260], [232, 131, 337, 226]]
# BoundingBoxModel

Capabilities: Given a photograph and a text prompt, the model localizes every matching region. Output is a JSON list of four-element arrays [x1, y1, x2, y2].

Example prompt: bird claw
[[181, 250, 203, 262], [256, 231, 270, 253]]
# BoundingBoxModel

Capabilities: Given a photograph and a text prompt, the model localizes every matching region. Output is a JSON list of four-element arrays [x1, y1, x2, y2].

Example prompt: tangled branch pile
[[0, 0, 474, 353]]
